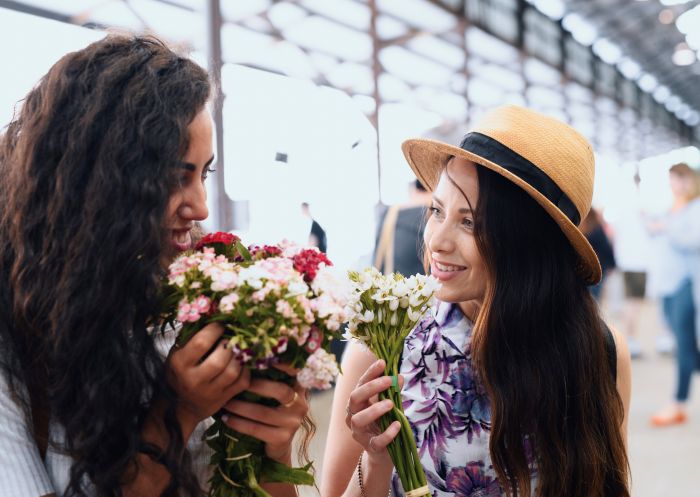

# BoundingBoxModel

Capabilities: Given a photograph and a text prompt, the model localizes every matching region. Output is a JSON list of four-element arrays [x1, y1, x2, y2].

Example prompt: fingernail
[[382, 399, 394, 409], [221, 414, 229, 423]]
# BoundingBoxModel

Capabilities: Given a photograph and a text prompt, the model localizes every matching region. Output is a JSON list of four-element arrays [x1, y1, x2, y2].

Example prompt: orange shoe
[[650, 410, 687, 427]]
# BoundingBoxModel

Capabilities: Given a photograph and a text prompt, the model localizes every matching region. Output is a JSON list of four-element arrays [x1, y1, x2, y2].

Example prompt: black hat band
[[459, 132, 581, 225]]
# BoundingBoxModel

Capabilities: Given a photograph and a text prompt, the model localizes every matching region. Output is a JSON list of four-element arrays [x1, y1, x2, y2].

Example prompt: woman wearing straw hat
[[322, 105, 631, 497]]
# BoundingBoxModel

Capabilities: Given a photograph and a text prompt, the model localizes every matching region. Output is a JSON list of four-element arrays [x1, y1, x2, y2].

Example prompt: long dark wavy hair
[[0, 35, 210, 496], [444, 164, 629, 497]]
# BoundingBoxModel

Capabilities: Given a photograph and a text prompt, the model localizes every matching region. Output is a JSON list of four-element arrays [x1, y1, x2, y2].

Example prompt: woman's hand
[[345, 359, 402, 464], [222, 363, 309, 464], [167, 323, 250, 435]]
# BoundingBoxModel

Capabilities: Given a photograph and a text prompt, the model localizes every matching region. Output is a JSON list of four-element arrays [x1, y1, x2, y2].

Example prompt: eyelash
[[429, 206, 474, 229], [202, 166, 216, 181]]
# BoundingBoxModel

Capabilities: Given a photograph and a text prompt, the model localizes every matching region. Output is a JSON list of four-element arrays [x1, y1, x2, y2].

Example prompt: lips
[[430, 259, 467, 281], [170, 228, 193, 252]]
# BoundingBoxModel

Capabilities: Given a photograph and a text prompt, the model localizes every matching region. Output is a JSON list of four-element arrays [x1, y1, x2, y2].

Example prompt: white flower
[[407, 307, 422, 322], [210, 268, 239, 292], [286, 279, 309, 298], [219, 293, 240, 312], [361, 310, 375, 323], [408, 293, 422, 308]]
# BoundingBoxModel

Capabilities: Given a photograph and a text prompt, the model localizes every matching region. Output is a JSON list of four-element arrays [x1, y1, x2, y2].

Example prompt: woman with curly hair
[[322, 106, 631, 497], [0, 35, 306, 497]]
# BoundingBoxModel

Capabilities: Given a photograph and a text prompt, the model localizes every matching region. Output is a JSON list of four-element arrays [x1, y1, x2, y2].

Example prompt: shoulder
[[0, 371, 55, 495], [607, 325, 631, 443], [607, 326, 631, 408]]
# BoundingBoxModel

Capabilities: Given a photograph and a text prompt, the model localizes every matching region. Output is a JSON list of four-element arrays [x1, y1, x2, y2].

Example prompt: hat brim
[[402, 138, 602, 285]]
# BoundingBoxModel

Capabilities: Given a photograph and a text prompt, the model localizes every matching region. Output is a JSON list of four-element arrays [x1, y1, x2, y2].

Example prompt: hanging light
[[658, 9, 675, 24], [653, 85, 671, 103], [592, 38, 622, 64], [672, 42, 696, 66]]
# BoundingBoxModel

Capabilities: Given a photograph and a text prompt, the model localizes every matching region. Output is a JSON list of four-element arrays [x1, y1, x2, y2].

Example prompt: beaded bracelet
[[357, 452, 392, 497]]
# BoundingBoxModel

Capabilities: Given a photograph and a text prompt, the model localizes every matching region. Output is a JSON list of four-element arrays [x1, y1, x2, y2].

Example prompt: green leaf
[[236, 241, 252, 261], [259, 459, 315, 485]]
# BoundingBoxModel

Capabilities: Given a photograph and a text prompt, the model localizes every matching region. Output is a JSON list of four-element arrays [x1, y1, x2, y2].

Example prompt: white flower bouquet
[[345, 267, 440, 497]]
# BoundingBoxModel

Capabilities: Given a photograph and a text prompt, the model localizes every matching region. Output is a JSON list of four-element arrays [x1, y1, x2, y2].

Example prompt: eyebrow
[[180, 154, 216, 172], [432, 195, 472, 215]]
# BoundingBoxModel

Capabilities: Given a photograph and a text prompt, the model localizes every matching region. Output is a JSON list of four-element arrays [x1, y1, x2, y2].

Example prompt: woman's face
[[669, 171, 694, 200], [424, 157, 488, 306], [163, 108, 214, 263]]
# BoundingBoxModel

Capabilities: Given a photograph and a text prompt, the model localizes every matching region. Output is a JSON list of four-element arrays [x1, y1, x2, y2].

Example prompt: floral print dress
[[391, 302, 535, 497]]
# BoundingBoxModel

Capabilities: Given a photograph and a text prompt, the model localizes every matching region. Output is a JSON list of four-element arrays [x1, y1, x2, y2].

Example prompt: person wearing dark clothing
[[301, 202, 327, 254], [373, 180, 431, 276], [581, 209, 616, 301]]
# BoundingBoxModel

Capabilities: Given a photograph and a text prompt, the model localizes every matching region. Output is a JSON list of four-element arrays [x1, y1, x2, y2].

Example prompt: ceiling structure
[[2, 0, 698, 227], [561, 0, 699, 128]]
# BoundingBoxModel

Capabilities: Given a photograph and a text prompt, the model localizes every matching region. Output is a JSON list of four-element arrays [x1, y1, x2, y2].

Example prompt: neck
[[672, 197, 689, 211], [458, 300, 481, 323]]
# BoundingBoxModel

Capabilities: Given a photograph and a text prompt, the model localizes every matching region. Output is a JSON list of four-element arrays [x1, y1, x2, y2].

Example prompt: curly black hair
[[0, 34, 210, 496]]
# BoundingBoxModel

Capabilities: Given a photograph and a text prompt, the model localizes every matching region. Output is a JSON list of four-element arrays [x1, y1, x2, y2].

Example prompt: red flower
[[195, 231, 240, 250], [249, 244, 283, 260], [292, 249, 332, 282]]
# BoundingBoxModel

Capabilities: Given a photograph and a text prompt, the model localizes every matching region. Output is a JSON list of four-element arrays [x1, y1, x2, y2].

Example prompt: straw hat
[[402, 105, 601, 284]]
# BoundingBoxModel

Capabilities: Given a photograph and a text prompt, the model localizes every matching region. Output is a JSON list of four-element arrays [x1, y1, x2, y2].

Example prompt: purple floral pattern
[[391, 302, 536, 496]]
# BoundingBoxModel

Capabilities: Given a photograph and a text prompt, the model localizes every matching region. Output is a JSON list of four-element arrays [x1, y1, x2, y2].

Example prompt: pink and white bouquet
[[161, 232, 350, 497]]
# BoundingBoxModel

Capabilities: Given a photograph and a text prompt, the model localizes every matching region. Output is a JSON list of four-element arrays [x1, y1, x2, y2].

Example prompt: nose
[[178, 181, 209, 221], [426, 218, 455, 256]]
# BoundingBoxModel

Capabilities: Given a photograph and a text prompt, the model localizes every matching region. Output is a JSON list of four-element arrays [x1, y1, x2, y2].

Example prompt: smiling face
[[424, 157, 488, 310], [162, 107, 214, 265]]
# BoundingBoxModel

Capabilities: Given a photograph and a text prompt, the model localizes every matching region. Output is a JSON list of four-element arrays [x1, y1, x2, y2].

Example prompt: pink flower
[[275, 300, 294, 318], [304, 327, 323, 353], [297, 349, 339, 390], [193, 295, 211, 314], [176, 300, 191, 322]]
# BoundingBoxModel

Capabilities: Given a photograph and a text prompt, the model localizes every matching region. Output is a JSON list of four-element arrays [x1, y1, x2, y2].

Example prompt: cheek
[[165, 193, 181, 221]]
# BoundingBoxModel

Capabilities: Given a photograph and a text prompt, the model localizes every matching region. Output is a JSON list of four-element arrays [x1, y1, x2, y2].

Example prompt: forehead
[[434, 157, 480, 205]]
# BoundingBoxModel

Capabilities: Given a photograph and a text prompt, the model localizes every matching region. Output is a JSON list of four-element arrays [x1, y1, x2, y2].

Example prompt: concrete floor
[[297, 298, 700, 497]]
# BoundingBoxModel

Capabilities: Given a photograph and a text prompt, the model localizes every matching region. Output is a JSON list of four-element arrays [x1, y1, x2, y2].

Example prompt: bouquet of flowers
[[162, 232, 350, 497], [345, 267, 440, 497]]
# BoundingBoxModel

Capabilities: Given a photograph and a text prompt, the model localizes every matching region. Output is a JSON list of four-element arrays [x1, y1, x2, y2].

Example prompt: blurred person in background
[[580, 208, 616, 302], [0, 35, 306, 497], [648, 163, 700, 427], [607, 172, 652, 359], [322, 106, 630, 497], [301, 201, 327, 254], [373, 179, 431, 277]]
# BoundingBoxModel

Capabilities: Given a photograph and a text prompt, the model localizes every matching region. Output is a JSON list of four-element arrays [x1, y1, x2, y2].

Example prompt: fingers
[[201, 341, 237, 382], [176, 323, 225, 366], [365, 421, 401, 453], [245, 377, 298, 406], [356, 359, 387, 388], [347, 361, 398, 417], [220, 363, 251, 399], [224, 397, 307, 428], [222, 413, 298, 448], [350, 399, 394, 431], [271, 362, 299, 376]]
